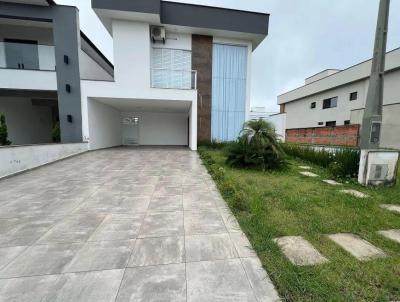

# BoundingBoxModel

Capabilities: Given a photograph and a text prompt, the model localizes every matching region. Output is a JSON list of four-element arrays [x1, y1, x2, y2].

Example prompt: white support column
[[189, 101, 198, 151]]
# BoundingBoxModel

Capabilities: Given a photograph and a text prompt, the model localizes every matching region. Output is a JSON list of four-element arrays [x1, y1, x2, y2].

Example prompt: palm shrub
[[226, 119, 286, 171], [0, 113, 11, 146], [52, 122, 61, 143]]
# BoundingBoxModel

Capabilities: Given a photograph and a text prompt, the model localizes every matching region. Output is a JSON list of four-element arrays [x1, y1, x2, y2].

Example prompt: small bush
[[282, 143, 360, 179], [0, 113, 11, 146], [231, 189, 249, 212], [198, 139, 234, 150], [226, 119, 286, 171], [52, 122, 61, 143]]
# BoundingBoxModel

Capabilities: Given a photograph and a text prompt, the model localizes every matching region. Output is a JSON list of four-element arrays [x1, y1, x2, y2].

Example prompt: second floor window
[[350, 92, 358, 101], [151, 47, 193, 89], [323, 97, 338, 109], [310, 102, 316, 109]]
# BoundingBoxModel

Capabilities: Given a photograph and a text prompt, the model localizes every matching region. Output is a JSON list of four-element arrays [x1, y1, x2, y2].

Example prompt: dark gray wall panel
[[91, 0, 160, 14], [161, 2, 268, 35], [0, 2, 83, 143]]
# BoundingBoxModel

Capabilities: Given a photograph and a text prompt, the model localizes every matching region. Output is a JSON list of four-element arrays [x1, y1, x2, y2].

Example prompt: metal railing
[[0, 42, 55, 71], [151, 68, 197, 90]]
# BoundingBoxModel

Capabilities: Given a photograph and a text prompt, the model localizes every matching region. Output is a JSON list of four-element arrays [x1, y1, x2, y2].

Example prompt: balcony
[[0, 41, 57, 91], [0, 41, 55, 71], [151, 68, 197, 90]]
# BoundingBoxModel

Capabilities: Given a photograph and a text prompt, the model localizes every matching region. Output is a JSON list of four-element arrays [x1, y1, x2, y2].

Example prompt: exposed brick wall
[[192, 35, 213, 141], [286, 125, 360, 146]]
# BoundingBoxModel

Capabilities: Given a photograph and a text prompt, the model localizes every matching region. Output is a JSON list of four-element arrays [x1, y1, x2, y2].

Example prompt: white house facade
[[82, 0, 269, 151], [277, 48, 400, 149]]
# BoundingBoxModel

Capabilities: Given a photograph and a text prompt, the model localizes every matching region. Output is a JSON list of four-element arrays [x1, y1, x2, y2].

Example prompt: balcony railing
[[151, 68, 197, 90], [0, 42, 55, 71]]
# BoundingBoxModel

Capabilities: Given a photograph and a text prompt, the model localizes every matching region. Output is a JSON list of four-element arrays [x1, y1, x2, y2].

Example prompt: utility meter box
[[358, 150, 399, 186]]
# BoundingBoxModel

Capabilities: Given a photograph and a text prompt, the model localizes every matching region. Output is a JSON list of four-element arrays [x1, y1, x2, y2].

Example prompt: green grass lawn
[[199, 148, 400, 302]]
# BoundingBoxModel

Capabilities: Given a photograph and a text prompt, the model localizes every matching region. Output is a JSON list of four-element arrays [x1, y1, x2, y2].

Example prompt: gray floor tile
[[116, 264, 186, 302], [148, 195, 183, 212], [37, 214, 105, 244], [0, 217, 58, 247], [0, 275, 60, 302], [186, 259, 256, 302], [43, 270, 124, 302], [185, 234, 237, 262], [0, 243, 82, 278], [230, 232, 257, 258], [184, 210, 226, 235], [0, 246, 27, 270], [89, 214, 144, 241], [241, 257, 281, 302], [64, 240, 135, 272], [128, 236, 185, 267], [139, 212, 184, 238]]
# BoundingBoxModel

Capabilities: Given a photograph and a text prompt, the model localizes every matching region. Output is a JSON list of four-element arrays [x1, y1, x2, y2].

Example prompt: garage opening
[[88, 98, 192, 150]]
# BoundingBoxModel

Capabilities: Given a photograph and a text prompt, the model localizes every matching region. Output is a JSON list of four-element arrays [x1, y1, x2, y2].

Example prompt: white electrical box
[[358, 150, 399, 186]]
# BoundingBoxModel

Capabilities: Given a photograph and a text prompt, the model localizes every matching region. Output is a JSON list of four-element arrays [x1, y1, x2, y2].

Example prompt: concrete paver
[[380, 204, 400, 214], [378, 229, 400, 244], [327, 233, 386, 261], [340, 190, 369, 198], [273, 236, 328, 266], [299, 171, 319, 177], [0, 147, 280, 301]]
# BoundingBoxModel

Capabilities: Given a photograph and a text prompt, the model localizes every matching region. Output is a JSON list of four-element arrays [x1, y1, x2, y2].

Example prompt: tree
[[226, 119, 285, 171], [0, 113, 11, 146]]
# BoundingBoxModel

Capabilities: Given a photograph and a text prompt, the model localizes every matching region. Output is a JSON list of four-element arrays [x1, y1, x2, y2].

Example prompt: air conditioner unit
[[151, 26, 166, 44]]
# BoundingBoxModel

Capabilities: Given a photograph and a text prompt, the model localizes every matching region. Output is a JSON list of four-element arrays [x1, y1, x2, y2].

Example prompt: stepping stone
[[323, 179, 342, 186], [378, 230, 400, 244], [340, 189, 368, 198], [300, 171, 319, 177], [273, 236, 328, 266], [380, 204, 400, 214], [327, 233, 386, 261], [299, 166, 312, 170]]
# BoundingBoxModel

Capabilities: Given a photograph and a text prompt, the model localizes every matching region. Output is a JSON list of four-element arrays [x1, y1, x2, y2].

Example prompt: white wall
[[0, 143, 88, 179], [269, 113, 286, 141], [80, 21, 197, 150], [136, 112, 188, 146], [79, 49, 114, 81], [284, 68, 400, 130], [88, 99, 122, 150], [0, 69, 57, 91], [0, 97, 54, 145]]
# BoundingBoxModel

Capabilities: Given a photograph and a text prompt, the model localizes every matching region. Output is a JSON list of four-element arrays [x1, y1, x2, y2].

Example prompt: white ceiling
[[93, 97, 191, 114], [2, 0, 49, 6]]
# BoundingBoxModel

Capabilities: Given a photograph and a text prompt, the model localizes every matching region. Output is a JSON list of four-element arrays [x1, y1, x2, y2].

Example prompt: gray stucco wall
[[0, 2, 83, 143]]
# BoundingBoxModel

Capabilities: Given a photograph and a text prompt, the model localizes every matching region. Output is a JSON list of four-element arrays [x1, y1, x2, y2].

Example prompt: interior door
[[122, 114, 140, 145]]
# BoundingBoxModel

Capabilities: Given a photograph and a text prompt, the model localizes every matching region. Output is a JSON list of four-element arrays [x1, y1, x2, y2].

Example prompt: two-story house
[[0, 0, 113, 146], [82, 0, 269, 151]]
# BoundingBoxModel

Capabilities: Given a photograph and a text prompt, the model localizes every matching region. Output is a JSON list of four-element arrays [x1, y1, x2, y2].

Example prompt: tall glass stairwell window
[[212, 44, 248, 141], [151, 47, 194, 89]]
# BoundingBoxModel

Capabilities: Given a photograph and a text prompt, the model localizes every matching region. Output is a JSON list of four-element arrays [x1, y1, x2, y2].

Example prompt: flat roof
[[91, 0, 269, 48], [278, 47, 400, 105]]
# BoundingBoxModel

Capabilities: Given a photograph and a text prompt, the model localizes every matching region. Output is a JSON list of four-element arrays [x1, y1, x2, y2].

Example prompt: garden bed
[[199, 147, 400, 301]]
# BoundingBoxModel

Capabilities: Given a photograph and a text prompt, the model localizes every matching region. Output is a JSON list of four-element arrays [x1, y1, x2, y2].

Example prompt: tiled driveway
[[0, 147, 279, 302]]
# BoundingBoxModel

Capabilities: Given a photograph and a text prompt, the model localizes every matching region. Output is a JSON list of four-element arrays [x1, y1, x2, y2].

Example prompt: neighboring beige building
[[277, 47, 400, 149]]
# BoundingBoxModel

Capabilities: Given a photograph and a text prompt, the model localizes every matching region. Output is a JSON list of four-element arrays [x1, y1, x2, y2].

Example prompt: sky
[[56, 0, 400, 112]]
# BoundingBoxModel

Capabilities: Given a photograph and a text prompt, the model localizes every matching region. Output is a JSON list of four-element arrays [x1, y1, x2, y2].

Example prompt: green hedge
[[281, 143, 360, 179]]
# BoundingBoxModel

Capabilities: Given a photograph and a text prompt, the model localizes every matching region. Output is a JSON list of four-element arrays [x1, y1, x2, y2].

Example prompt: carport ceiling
[[93, 98, 191, 113]]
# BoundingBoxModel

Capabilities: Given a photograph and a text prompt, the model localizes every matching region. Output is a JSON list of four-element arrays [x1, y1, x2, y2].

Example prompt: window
[[344, 120, 350, 125], [310, 102, 316, 109], [323, 97, 338, 109], [326, 121, 336, 127], [318, 122, 324, 126], [151, 47, 193, 89], [350, 92, 358, 101]]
